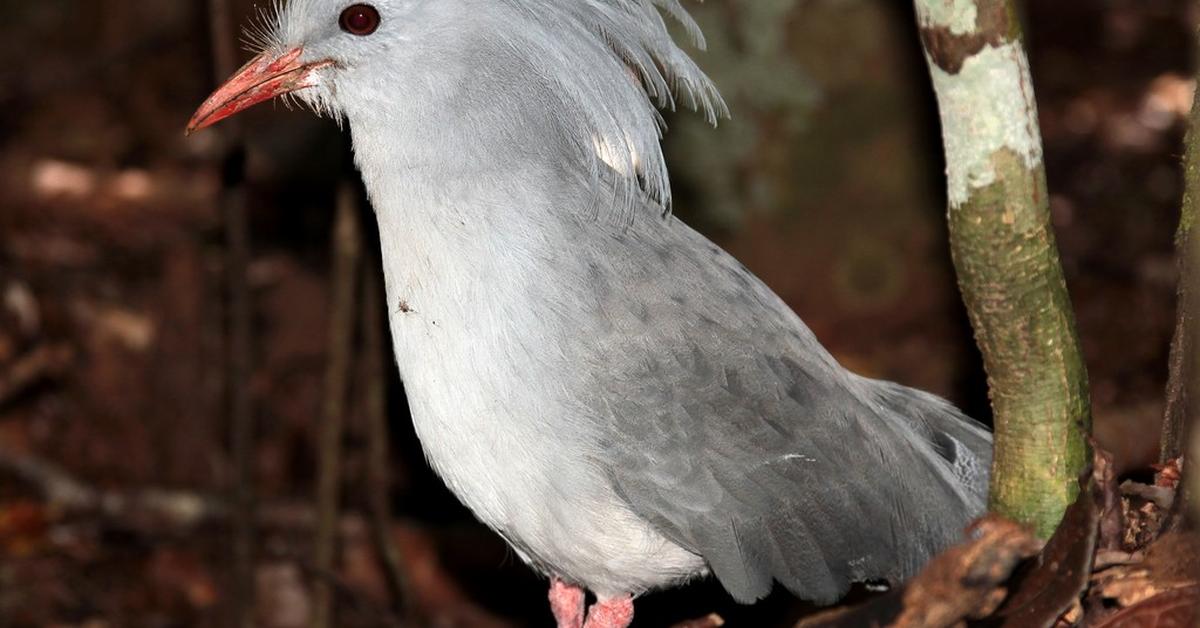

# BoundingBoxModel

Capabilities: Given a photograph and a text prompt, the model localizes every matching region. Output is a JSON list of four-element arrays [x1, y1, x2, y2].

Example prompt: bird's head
[[187, 0, 423, 132], [189, 0, 727, 220]]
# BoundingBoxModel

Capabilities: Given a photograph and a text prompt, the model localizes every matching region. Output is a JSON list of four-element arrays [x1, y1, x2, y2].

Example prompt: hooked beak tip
[[185, 111, 213, 135]]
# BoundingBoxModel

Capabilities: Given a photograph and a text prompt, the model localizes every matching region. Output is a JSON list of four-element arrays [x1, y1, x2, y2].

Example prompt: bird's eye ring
[[339, 4, 381, 36]]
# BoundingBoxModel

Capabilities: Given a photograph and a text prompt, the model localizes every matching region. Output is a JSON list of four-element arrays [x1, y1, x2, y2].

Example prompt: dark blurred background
[[0, 1, 1193, 626]]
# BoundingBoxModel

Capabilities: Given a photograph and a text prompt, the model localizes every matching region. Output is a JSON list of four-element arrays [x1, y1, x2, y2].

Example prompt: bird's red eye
[[339, 4, 381, 36]]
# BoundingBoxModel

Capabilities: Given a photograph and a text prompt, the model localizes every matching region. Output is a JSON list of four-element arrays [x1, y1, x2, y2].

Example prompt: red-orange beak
[[187, 48, 333, 134]]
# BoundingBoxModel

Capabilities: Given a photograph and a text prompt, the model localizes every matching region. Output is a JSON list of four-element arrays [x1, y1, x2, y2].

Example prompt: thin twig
[[201, 0, 256, 624], [0, 344, 73, 408], [0, 446, 224, 528], [671, 614, 726, 628], [362, 259, 417, 623], [313, 181, 363, 628], [0, 446, 391, 537], [226, 182, 257, 628]]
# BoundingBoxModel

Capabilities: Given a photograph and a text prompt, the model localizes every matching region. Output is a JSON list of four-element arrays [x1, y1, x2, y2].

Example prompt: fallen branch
[[797, 516, 1042, 628], [796, 445, 1197, 627]]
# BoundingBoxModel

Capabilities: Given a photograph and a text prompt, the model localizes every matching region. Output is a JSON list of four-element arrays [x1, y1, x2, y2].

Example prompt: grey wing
[[590, 220, 990, 604]]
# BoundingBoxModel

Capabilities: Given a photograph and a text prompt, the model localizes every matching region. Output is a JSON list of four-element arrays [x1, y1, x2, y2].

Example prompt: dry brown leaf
[[1090, 585, 1199, 628]]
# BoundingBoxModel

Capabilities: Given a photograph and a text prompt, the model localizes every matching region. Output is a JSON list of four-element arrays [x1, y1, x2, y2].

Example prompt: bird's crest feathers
[[517, 0, 729, 221], [249, 0, 728, 223]]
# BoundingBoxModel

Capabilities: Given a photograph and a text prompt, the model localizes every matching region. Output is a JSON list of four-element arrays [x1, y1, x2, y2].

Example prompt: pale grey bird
[[189, 1, 992, 626]]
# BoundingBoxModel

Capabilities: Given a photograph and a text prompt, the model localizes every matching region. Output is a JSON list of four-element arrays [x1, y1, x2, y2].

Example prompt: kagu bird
[[190, 1, 992, 626]]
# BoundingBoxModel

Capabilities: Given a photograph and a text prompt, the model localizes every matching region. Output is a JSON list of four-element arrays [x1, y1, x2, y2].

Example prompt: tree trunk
[[1161, 28, 1200, 466], [1161, 20, 1200, 528], [912, 0, 1091, 538]]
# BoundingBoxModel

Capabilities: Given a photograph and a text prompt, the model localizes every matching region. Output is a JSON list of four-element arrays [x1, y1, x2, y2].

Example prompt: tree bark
[[1160, 32, 1200, 466], [912, 0, 1091, 538], [1161, 21, 1200, 531]]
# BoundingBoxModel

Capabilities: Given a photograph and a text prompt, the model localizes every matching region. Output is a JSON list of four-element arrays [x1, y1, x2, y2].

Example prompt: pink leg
[[583, 595, 634, 628], [549, 578, 585, 628]]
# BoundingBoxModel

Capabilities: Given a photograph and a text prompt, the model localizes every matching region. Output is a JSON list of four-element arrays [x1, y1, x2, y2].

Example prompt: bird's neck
[[347, 100, 585, 306], [349, 111, 578, 234]]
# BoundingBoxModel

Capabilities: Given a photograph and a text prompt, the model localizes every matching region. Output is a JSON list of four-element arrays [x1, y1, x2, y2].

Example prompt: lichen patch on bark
[[927, 42, 1043, 209], [915, 0, 978, 36]]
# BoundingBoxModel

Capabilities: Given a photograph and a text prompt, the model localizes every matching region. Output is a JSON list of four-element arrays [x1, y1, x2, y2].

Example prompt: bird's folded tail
[[859, 376, 993, 510]]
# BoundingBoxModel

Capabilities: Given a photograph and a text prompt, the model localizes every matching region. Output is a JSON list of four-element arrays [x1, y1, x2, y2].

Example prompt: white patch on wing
[[592, 133, 641, 175]]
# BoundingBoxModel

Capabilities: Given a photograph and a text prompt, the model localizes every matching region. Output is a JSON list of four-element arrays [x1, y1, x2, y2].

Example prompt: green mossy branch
[[913, 0, 1091, 538]]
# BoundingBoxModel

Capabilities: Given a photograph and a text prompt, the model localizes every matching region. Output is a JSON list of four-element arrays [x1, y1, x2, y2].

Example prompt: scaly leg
[[549, 578, 585, 628], [583, 595, 634, 628]]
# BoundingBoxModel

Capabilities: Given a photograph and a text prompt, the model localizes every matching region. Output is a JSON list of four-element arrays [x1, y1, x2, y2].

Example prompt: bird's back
[[544, 207, 992, 603]]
